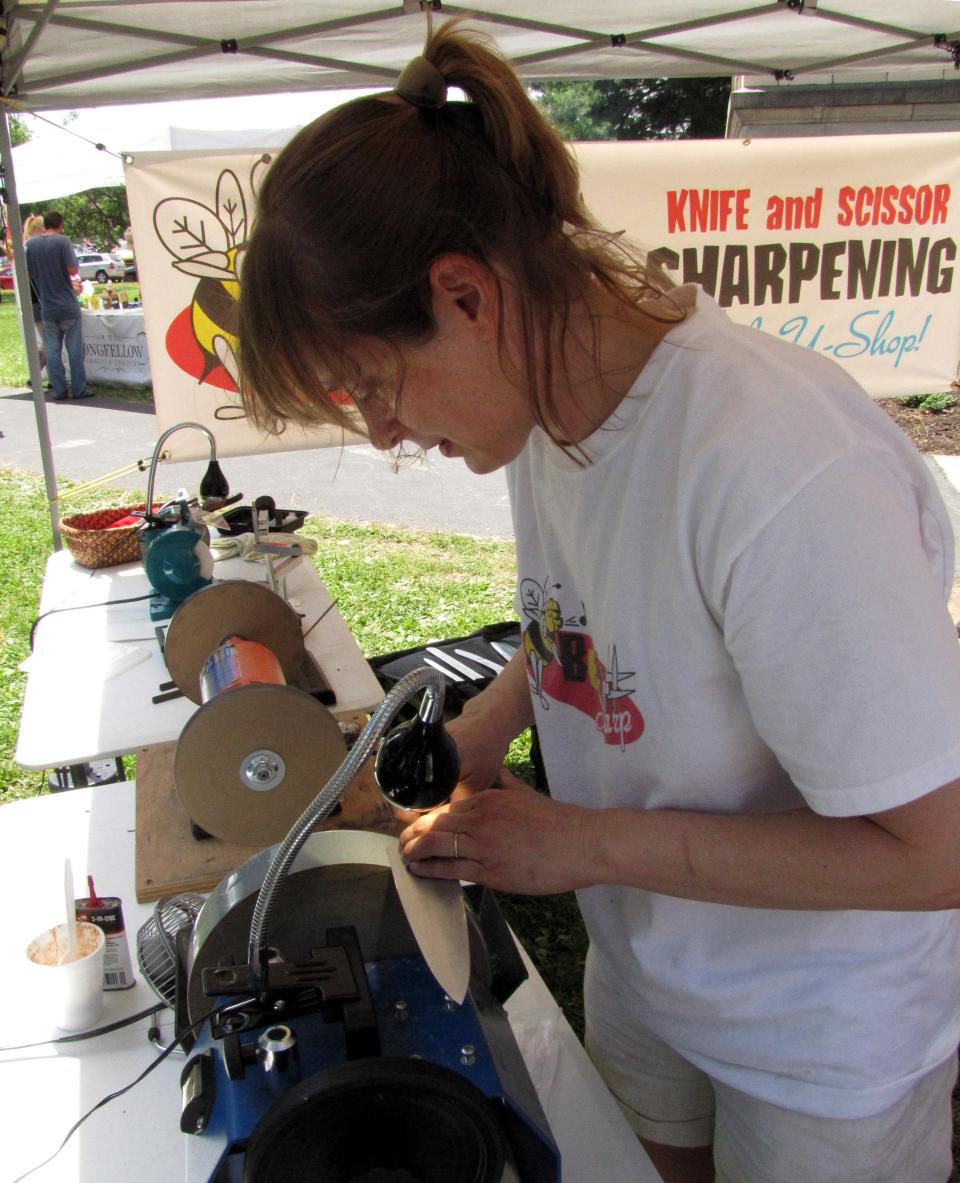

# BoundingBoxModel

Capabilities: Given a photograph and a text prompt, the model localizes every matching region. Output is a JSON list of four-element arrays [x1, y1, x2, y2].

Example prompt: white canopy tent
[[10, 133, 125, 203], [21, 126, 299, 206], [2, 0, 960, 106], [9, 126, 299, 203], [1, 0, 959, 542]]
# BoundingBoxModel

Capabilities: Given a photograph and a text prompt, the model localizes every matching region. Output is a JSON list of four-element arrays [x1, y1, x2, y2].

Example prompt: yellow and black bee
[[188, 243, 243, 386], [154, 160, 270, 391]]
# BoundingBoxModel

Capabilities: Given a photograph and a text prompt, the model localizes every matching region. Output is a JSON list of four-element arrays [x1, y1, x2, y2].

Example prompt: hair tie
[[395, 55, 447, 109]]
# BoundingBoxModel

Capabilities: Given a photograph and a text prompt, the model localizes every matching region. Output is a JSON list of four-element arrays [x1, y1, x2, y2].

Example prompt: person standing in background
[[23, 214, 47, 379], [25, 210, 90, 400]]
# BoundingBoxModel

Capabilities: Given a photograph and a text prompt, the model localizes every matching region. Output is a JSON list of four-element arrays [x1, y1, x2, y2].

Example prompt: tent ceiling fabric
[[2, 1, 959, 112]]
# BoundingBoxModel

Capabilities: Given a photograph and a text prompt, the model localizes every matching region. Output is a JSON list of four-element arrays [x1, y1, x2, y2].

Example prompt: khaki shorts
[[585, 1022, 957, 1183]]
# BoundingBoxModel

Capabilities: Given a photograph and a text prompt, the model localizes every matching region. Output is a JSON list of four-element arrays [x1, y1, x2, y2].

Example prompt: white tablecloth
[[16, 548, 385, 770], [0, 783, 660, 1182], [80, 309, 151, 386]]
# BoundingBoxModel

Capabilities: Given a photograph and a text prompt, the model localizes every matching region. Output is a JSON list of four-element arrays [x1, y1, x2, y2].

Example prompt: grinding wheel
[[173, 682, 348, 845], [186, 841, 491, 1025], [164, 581, 305, 703], [244, 1058, 507, 1183]]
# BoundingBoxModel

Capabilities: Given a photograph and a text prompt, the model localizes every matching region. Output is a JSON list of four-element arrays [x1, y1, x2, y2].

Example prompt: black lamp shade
[[375, 716, 460, 811], [199, 459, 230, 505]]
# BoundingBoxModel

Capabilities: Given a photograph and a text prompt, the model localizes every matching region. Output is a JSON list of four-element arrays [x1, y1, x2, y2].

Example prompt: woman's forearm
[[585, 782, 960, 911], [457, 648, 534, 746]]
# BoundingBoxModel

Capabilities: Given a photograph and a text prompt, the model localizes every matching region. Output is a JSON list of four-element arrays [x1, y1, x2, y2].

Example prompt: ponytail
[[424, 23, 585, 233]]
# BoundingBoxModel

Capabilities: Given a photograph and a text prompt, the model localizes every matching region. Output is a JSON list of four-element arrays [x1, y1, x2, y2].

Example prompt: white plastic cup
[[25, 921, 106, 1031]]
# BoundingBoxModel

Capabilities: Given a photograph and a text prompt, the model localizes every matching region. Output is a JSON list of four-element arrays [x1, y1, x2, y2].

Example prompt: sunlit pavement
[[0, 387, 514, 540]]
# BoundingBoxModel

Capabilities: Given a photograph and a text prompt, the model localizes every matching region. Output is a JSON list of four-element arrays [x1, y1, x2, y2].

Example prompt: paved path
[[3, 387, 960, 577], [0, 387, 514, 539]]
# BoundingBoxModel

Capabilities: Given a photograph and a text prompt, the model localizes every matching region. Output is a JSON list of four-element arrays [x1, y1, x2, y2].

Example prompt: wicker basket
[[61, 505, 146, 569]]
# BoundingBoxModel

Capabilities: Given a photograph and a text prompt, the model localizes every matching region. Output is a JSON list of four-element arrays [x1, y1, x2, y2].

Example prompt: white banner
[[575, 133, 960, 398], [124, 149, 358, 462], [125, 134, 960, 463], [80, 310, 151, 387]]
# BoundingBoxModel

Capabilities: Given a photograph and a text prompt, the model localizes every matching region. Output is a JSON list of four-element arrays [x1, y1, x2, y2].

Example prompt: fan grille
[[136, 893, 204, 1006]]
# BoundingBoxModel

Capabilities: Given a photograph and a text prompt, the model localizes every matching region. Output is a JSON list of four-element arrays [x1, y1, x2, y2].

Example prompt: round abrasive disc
[[174, 682, 347, 846], [165, 580, 305, 703]]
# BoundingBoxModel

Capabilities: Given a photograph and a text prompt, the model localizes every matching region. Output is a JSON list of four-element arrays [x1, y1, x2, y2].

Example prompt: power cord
[[29, 593, 154, 651], [0, 1003, 163, 1052], [9, 997, 254, 1182], [28, 513, 160, 653]]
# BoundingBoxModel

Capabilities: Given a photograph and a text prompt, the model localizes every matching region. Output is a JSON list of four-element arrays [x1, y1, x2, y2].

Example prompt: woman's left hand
[[398, 767, 595, 895]]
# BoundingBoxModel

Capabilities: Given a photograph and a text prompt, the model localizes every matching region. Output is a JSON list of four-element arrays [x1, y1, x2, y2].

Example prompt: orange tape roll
[[199, 636, 286, 702]]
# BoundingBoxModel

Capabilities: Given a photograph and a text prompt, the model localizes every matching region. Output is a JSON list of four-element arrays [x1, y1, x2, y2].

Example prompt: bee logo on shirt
[[520, 575, 644, 749], [520, 577, 586, 706]]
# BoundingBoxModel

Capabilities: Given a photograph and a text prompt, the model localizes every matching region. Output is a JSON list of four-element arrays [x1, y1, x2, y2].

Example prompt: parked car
[[118, 245, 137, 280], [75, 250, 124, 283], [0, 261, 12, 291]]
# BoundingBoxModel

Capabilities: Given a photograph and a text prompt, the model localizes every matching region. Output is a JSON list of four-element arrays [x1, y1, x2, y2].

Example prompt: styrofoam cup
[[25, 921, 106, 1031]]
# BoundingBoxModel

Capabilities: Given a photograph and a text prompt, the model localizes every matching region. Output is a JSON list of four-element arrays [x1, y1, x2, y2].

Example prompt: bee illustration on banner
[[153, 157, 272, 415]]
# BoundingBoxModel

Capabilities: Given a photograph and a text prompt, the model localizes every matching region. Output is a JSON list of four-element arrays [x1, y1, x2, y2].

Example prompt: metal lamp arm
[[246, 666, 447, 980], [144, 421, 217, 520]]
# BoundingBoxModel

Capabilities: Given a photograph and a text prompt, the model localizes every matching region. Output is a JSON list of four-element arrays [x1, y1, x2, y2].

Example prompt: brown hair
[[238, 20, 672, 443]]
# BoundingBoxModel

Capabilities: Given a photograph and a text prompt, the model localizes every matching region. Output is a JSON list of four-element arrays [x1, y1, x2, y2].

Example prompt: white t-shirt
[[506, 285, 960, 1118]]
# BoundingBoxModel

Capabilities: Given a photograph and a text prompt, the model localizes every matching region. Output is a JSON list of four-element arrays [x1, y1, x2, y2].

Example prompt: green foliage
[[898, 391, 958, 413], [22, 185, 131, 251], [529, 80, 615, 140], [0, 297, 29, 385], [0, 470, 57, 801], [919, 392, 957, 414], [531, 76, 731, 141], [8, 115, 30, 146], [303, 517, 517, 657]]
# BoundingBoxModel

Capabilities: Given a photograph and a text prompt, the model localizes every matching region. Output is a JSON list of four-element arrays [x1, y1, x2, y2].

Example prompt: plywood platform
[[134, 740, 401, 901]]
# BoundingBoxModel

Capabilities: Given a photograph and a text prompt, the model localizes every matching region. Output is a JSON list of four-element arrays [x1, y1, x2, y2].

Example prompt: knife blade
[[423, 655, 464, 683], [490, 640, 518, 661], [425, 646, 485, 681], [387, 843, 469, 1004], [454, 648, 505, 675], [297, 830, 470, 1005]]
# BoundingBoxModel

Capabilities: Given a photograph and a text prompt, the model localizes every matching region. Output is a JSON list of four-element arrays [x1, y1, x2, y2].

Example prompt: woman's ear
[[428, 253, 499, 338]]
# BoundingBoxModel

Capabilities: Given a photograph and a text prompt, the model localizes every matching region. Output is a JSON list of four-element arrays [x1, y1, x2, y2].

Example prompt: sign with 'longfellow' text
[[575, 134, 960, 398]]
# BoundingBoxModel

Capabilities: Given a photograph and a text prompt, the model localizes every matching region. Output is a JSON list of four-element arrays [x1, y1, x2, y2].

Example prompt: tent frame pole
[[0, 111, 62, 547]]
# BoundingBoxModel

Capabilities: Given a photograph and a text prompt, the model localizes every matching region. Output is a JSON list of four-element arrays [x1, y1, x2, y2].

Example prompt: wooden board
[[134, 736, 402, 902]]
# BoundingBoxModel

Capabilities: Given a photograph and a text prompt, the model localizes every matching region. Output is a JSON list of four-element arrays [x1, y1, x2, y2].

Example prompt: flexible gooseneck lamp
[[247, 666, 460, 984], [374, 679, 460, 811], [144, 420, 230, 523]]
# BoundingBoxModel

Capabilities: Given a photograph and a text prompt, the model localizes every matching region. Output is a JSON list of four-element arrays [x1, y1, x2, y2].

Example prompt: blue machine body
[[186, 950, 559, 1182]]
